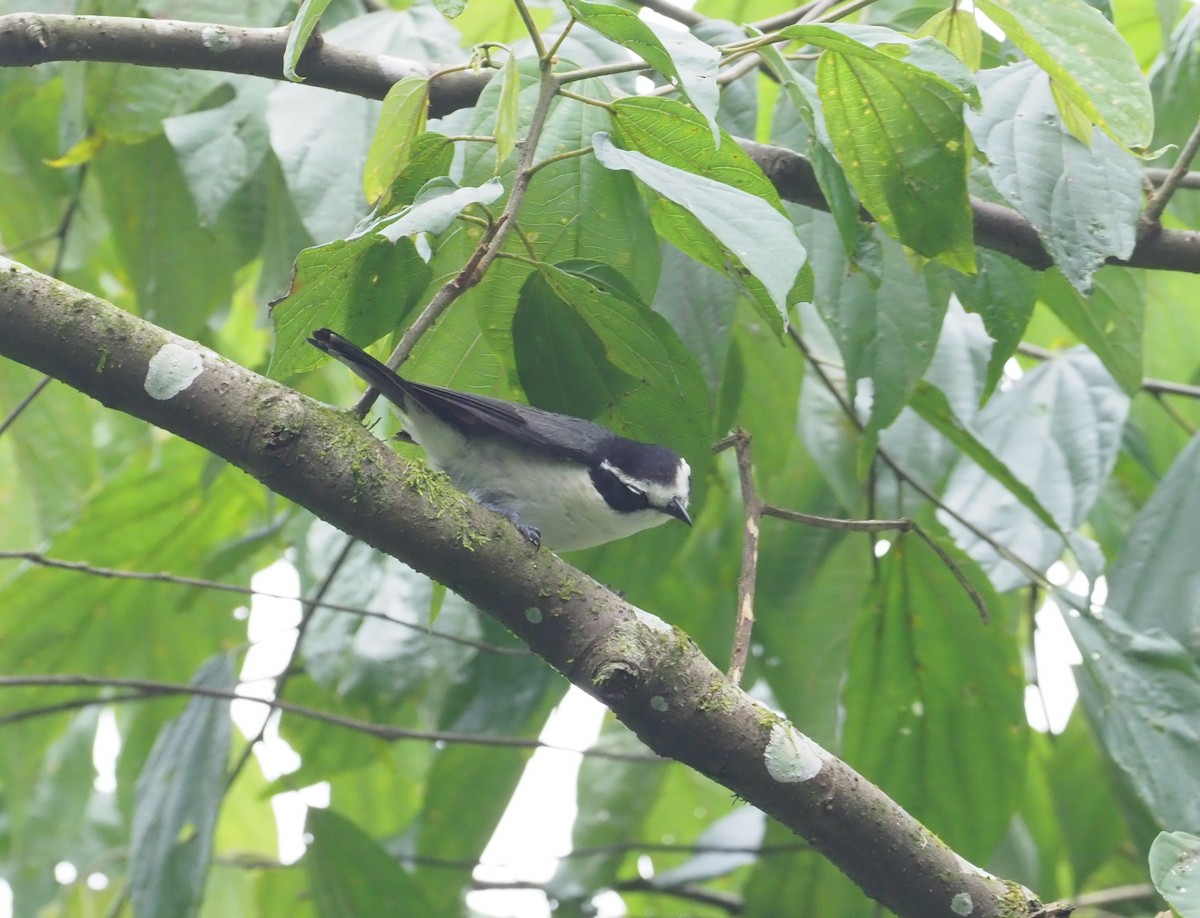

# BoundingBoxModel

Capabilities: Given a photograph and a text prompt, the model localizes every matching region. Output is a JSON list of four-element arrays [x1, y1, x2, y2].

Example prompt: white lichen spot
[[650, 695, 668, 712], [524, 607, 543, 624], [144, 343, 203, 400], [764, 722, 824, 783], [200, 25, 234, 51], [950, 892, 974, 916], [632, 606, 671, 634]]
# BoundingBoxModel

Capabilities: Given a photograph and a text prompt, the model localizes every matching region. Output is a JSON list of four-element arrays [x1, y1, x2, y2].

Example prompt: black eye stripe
[[590, 464, 651, 513]]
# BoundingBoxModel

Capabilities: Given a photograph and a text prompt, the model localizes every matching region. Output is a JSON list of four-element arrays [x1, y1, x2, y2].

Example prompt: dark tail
[[307, 328, 412, 409]]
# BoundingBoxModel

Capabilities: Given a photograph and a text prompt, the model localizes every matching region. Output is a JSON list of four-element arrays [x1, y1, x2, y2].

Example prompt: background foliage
[[1, 0, 1200, 916]]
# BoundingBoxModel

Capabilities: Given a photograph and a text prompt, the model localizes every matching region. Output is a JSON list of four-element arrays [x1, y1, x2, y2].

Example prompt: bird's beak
[[664, 496, 692, 526]]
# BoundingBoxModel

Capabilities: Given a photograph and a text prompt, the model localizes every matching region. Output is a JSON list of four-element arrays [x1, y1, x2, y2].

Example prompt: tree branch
[[4, 12, 1200, 275], [0, 257, 1039, 918]]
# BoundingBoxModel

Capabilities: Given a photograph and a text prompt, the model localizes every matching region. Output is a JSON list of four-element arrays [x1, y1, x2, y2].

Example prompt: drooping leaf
[[842, 533, 1026, 859], [974, 0, 1154, 149], [493, 52, 521, 165], [129, 654, 235, 918], [967, 62, 1142, 292], [592, 132, 804, 333], [362, 77, 430, 203], [1039, 267, 1144, 394], [816, 46, 975, 272], [938, 349, 1129, 590]]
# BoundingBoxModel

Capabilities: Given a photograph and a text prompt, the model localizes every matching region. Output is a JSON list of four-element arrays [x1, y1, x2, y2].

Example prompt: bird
[[307, 328, 692, 551]]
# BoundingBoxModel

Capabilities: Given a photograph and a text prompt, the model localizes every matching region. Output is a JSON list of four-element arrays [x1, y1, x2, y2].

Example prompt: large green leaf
[[779, 23, 979, 99], [592, 133, 804, 333], [362, 77, 429, 203], [842, 533, 1026, 858], [1063, 596, 1200, 832], [798, 212, 949, 434], [267, 233, 430, 380], [967, 62, 1142, 293], [164, 81, 272, 228], [975, 0, 1154, 148], [815, 48, 974, 272], [513, 263, 712, 483], [129, 654, 234, 918], [938, 348, 1129, 590]]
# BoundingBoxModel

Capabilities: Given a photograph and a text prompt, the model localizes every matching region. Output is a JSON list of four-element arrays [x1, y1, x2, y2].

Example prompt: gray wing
[[308, 328, 614, 463], [402, 380, 615, 464]]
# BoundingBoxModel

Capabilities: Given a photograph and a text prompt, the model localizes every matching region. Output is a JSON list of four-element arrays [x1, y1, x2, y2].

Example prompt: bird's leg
[[474, 499, 541, 548]]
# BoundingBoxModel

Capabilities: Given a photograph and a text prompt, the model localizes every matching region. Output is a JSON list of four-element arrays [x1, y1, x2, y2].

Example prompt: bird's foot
[[476, 500, 541, 548]]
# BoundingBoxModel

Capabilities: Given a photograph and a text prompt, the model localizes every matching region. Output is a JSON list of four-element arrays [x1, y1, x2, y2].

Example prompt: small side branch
[[727, 429, 763, 685]]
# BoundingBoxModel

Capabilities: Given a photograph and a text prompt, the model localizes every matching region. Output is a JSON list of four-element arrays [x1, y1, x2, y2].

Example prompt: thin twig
[[224, 533, 358, 787], [0, 550, 525, 656], [1142, 115, 1200, 228], [625, 0, 706, 27], [0, 375, 52, 438], [0, 674, 661, 762], [789, 330, 1048, 593], [728, 429, 763, 685], [1017, 341, 1200, 401]]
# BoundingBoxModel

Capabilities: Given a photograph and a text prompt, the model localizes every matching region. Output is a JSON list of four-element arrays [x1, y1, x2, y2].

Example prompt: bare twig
[[224, 533, 363, 787], [0, 674, 660, 762], [728, 429, 763, 685], [1142, 115, 1200, 229], [0, 375, 52, 438], [626, 0, 706, 27], [0, 550, 525, 656]]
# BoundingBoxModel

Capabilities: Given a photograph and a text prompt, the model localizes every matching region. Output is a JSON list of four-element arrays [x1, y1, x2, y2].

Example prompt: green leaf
[[1106, 429, 1200, 647], [1039, 267, 1144, 395], [910, 381, 1065, 536], [974, 0, 1153, 149], [129, 654, 234, 918], [548, 722, 666, 902], [816, 47, 975, 272], [494, 52, 520, 165], [565, 0, 721, 143], [939, 348, 1129, 590], [1150, 831, 1200, 917], [267, 232, 430, 380], [843, 533, 1026, 859], [306, 808, 434, 916], [362, 77, 429, 204], [93, 135, 240, 338], [514, 263, 712, 479], [778, 23, 979, 100], [376, 177, 504, 243], [755, 39, 874, 266], [967, 62, 1142, 293], [798, 213, 949, 434], [948, 251, 1039, 399], [611, 96, 786, 212], [284, 0, 334, 82], [163, 81, 271, 228], [1063, 597, 1200, 832], [591, 132, 804, 332], [916, 7, 983, 69]]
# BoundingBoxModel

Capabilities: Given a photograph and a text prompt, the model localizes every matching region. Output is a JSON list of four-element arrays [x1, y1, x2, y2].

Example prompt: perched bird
[[308, 328, 692, 550]]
